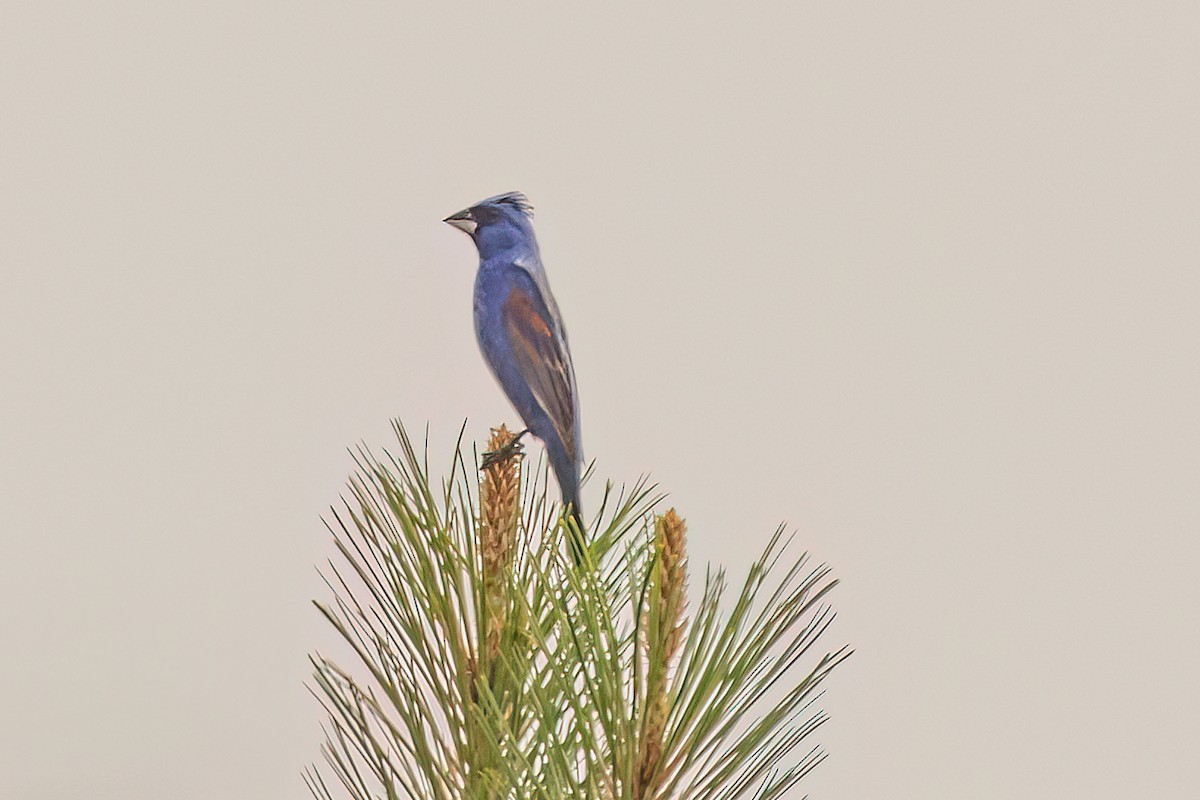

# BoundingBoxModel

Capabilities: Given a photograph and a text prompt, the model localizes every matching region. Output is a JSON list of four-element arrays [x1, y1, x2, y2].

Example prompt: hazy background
[[3, 2, 1198, 798]]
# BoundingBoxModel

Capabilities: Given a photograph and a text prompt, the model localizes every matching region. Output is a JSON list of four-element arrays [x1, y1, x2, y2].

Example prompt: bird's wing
[[501, 280, 579, 465]]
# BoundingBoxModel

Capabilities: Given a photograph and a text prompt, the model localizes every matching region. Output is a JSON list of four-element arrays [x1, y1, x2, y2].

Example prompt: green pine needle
[[309, 421, 849, 800]]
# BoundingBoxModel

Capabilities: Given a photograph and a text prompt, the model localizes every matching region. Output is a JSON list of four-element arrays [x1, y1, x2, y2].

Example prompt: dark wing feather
[[501, 286, 578, 464]]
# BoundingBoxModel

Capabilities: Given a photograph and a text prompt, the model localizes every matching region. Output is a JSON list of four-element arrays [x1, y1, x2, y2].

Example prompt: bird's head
[[443, 192, 534, 241]]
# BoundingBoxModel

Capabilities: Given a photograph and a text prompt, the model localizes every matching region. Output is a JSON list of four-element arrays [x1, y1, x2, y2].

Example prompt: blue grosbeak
[[444, 192, 585, 560]]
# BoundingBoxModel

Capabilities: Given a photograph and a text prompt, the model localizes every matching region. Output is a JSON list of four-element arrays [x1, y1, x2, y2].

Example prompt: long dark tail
[[549, 444, 586, 564], [565, 499, 586, 566]]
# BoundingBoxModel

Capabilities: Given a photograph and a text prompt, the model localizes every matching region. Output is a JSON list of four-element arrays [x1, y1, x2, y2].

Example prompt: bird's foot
[[480, 429, 529, 468]]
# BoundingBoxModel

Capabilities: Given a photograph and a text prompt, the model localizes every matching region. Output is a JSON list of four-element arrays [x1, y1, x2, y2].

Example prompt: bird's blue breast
[[473, 262, 545, 429]]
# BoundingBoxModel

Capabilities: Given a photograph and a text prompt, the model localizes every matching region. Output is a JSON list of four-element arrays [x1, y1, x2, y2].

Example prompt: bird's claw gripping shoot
[[480, 428, 529, 469]]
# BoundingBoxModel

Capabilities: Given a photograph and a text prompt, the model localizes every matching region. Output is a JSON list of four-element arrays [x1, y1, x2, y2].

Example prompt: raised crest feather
[[480, 191, 534, 218]]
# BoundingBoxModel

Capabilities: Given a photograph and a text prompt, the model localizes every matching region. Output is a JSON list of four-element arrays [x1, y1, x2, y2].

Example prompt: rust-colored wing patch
[[502, 286, 577, 463]]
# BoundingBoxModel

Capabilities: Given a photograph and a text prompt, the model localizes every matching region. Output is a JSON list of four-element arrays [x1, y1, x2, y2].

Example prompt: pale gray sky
[[3, 3, 1198, 798]]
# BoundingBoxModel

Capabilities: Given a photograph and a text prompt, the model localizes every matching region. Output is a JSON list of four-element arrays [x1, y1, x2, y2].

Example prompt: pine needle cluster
[[307, 422, 849, 800]]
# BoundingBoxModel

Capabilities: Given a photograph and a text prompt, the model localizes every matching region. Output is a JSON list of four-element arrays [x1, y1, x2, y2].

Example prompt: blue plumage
[[444, 192, 584, 555]]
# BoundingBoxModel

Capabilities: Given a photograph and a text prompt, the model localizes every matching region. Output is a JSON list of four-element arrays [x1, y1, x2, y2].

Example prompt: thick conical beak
[[442, 208, 477, 235]]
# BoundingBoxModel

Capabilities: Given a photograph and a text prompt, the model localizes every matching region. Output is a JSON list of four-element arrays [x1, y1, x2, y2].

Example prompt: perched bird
[[443, 192, 585, 559]]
